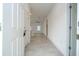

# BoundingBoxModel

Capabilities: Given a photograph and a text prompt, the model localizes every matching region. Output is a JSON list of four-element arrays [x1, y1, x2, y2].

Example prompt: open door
[[3, 3, 25, 56], [3, 3, 19, 56]]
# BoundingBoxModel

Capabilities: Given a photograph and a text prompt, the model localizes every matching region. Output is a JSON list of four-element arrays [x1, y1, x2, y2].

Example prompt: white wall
[[47, 3, 69, 55], [42, 18, 46, 36]]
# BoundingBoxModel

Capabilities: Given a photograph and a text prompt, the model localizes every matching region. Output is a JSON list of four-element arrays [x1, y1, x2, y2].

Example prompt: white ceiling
[[29, 3, 54, 18]]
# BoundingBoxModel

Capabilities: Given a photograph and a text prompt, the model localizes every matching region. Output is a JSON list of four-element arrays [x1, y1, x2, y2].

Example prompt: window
[[37, 25, 41, 31]]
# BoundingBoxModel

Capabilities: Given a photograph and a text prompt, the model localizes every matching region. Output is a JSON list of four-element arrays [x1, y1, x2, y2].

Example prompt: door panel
[[3, 3, 25, 56], [0, 4, 2, 56], [3, 3, 13, 56], [17, 4, 24, 56], [12, 3, 18, 56]]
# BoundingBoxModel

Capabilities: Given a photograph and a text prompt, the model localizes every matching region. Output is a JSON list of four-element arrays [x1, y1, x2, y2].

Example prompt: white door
[[12, 3, 18, 56], [3, 3, 25, 56], [17, 4, 25, 56], [0, 4, 2, 56], [3, 3, 13, 56]]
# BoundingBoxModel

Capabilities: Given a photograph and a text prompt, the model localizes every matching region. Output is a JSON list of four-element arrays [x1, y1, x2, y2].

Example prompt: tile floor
[[25, 33, 63, 56]]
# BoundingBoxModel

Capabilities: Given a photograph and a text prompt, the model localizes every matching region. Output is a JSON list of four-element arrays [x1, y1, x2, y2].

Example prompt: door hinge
[[69, 46, 71, 50], [69, 26, 72, 29], [69, 5, 72, 8]]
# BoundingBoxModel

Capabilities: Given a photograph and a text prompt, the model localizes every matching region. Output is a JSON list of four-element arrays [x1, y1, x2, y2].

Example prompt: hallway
[[2, 3, 78, 56], [25, 33, 63, 56]]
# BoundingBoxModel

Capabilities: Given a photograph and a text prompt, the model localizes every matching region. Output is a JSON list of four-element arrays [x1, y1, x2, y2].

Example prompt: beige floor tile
[[25, 33, 63, 56]]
